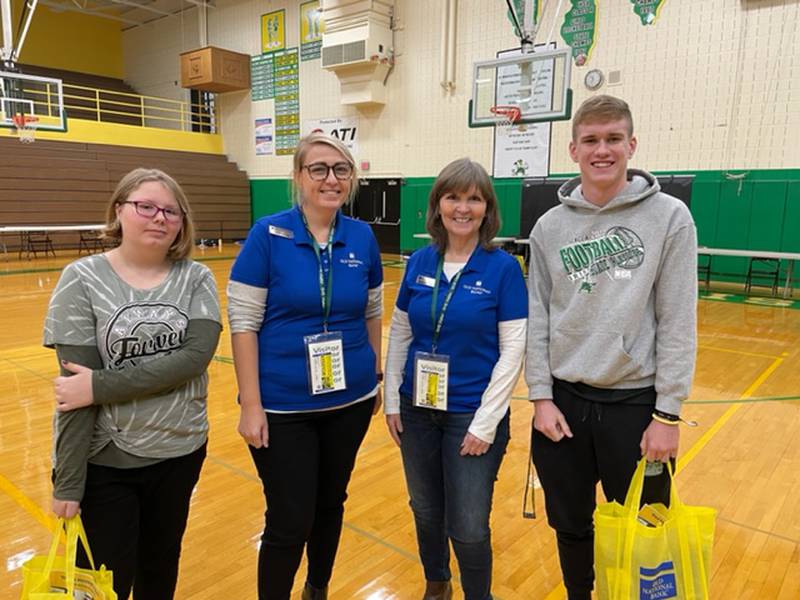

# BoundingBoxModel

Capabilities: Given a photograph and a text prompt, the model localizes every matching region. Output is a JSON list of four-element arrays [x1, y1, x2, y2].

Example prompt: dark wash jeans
[[399, 396, 509, 600], [248, 398, 374, 600]]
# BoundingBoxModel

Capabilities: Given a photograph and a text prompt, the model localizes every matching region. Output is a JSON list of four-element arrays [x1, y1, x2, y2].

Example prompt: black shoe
[[301, 582, 328, 600], [422, 580, 452, 600]]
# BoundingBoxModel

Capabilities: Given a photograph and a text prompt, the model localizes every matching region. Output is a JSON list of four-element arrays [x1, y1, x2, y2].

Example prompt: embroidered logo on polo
[[559, 226, 645, 285], [339, 251, 364, 268], [463, 279, 491, 295], [105, 302, 188, 369]]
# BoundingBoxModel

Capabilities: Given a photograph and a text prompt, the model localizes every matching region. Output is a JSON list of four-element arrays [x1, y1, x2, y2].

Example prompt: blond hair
[[103, 168, 195, 261], [291, 132, 359, 204], [571, 95, 634, 140]]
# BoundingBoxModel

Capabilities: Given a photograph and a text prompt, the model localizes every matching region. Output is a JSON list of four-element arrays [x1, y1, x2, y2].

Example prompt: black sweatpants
[[249, 398, 374, 600], [532, 380, 671, 600], [77, 443, 207, 600]]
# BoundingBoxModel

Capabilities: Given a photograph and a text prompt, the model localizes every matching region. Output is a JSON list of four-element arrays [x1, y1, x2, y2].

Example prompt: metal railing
[[19, 81, 217, 133]]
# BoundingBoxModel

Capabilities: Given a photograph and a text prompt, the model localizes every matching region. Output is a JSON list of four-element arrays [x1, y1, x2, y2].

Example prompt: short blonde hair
[[426, 158, 501, 253], [103, 168, 195, 261], [291, 132, 359, 204], [572, 95, 634, 140]]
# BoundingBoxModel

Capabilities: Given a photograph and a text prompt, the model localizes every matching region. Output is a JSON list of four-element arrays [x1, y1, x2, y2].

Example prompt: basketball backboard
[[469, 47, 572, 128], [0, 71, 67, 133]]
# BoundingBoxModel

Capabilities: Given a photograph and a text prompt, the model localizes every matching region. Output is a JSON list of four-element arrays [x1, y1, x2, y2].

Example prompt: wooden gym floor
[[1, 248, 799, 599]]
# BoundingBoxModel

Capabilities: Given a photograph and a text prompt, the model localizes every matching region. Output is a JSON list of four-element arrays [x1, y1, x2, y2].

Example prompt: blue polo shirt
[[397, 244, 527, 412], [230, 206, 383, 411]]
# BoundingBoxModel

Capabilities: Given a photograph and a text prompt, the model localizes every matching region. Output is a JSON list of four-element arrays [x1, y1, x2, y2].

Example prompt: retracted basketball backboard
[[0, 71, 68, 134], [469, 47, 572, 128]]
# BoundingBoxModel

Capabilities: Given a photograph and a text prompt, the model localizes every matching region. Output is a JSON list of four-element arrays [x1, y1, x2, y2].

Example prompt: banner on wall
[[303, 116, 359, 157], [274, 49, 300, 155], [630, 0, 667, 25], [255, 117, 274, 156], [251, 54, 275, 101], [262, 9, 286, 54], [300, 1, 324, 61], [492, 46, 552, 179], [560, 0, 597, 66]]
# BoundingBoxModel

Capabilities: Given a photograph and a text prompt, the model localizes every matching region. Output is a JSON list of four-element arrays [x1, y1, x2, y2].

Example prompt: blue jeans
[[399, 397, 509, 600]]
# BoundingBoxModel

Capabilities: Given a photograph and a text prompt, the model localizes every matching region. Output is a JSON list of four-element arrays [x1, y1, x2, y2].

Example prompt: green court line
[[699, 290, 800, 310]]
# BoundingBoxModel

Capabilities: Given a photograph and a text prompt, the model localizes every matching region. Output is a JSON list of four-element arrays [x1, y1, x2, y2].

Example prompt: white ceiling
[[38, 0, 215, 29]]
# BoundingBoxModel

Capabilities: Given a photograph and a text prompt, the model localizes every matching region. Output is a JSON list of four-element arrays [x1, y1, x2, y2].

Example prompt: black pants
[[77, 443, 207, 600], [532, 381, 671, 600], [249, 398, 374, 600]]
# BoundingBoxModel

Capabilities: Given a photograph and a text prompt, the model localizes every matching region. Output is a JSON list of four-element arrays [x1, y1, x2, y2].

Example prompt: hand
[[533, 399, 573, 442], [386, 414, 403, 447], [373, 389, 383, 415], [640, 419, 679, 462], [238, 404, 269, 448], [460, 433, 490, 456], [52, 498, 80, 518], [54, 361, 94, 412]]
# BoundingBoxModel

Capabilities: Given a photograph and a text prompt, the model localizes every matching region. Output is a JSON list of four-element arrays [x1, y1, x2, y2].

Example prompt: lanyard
[[430, 255, 463, 353], [302, 211, 336, 332]]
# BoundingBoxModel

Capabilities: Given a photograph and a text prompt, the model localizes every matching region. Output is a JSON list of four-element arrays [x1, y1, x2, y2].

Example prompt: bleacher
[[0, 136, 250, 252]]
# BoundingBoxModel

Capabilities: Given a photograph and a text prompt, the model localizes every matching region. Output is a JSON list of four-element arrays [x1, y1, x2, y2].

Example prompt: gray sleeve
[[52, 345, 102, 502], [92, 319, 222, 405], [365, 284, 383, 320], [653, 222, 698, 415], [525, 223, 554, 400], [43, 262, 96, 348], [227, 280, 268, 333]]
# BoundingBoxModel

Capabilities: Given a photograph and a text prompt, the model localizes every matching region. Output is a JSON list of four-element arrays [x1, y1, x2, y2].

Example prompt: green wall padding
[[249, 170, 800, 288]]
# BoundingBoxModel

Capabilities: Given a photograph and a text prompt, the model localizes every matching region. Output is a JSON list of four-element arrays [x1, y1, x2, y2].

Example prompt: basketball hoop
[[490, 105, 522, 134], [12, 114, 38, 143]]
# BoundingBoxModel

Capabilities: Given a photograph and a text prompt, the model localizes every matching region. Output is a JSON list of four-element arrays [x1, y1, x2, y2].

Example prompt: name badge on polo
[[416, 275, 436, 287], [268, 225, 294, 239]]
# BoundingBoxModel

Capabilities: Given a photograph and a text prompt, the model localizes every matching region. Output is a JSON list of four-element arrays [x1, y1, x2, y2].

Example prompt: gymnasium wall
[[119, 0, 800, 263], [16, 5, 123, 78]]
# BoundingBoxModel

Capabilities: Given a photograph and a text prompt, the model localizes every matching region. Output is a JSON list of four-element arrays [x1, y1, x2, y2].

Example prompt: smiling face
[[295, 143, 353, 213], [569, 117, 637, 204], [438, 185, 487, 246], [115, 181, 183, 253]]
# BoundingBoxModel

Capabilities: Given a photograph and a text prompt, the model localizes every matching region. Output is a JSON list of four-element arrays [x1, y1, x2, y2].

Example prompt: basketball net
[[490, 105, 521, 134], [12, 114, 38, 143]]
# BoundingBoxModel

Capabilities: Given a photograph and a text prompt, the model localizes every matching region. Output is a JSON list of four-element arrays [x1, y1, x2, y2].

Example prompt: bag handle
[[34, 515, 97, 597]]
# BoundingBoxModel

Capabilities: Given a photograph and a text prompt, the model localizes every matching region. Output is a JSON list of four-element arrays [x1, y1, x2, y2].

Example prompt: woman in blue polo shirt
[[384, 158, 527, 600], [227, 132, 383, 600]]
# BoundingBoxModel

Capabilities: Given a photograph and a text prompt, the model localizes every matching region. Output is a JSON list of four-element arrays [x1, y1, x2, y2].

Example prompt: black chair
[[697, 254, 712, 291], [78, 230, 104, 255], [744, 257, 780, 296], [21, 231, 56, 259]]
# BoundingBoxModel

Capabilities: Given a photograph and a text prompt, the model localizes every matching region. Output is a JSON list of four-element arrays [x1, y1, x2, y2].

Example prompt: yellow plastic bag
[[594, 460, 716, 600], [20, 515, 116, 600]]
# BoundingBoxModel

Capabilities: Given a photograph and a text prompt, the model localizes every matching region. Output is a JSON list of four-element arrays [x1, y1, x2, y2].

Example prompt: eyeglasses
[[303, 162, 353, 181], [122, 201, 184, 223]]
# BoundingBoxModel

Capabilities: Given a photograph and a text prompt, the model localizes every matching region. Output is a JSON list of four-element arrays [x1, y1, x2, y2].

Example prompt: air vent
[[322, 40, 366, 67]]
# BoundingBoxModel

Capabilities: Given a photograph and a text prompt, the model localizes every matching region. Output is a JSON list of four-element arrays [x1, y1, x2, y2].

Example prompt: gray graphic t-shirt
[[44, 254, 221, 459]]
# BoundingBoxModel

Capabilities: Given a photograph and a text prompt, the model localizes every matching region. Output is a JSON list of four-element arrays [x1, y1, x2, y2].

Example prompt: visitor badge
[[413, 351, 449, 410], [304, 331, 347, 395]]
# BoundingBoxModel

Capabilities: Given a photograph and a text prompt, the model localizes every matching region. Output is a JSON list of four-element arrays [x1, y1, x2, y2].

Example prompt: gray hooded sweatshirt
[[525, 169, 697, 415]]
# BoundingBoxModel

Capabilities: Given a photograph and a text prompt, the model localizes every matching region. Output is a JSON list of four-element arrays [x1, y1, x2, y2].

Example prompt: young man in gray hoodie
[[526, 95, 697, 599]]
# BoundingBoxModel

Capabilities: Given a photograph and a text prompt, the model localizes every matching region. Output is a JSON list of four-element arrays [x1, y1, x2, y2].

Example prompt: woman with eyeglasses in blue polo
[[384, 158, 527, 600], [227, 132, 383, 600]]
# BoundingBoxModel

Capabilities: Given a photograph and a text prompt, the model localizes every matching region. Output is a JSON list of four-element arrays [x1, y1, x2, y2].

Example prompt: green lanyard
[[302, 211, 336, 332], [430, 255, 463, 353]]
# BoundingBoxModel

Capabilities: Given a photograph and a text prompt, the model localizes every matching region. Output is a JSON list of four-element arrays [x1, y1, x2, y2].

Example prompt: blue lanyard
[[430, 255, 463, 353], [301, 211, 336, 332]]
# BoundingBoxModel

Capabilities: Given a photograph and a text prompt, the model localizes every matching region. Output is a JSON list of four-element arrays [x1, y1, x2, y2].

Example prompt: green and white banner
[[560, 0, 597, 67], [630, 0, 668, 26]]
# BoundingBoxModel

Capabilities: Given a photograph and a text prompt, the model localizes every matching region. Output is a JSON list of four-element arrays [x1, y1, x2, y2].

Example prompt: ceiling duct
[[321, 0, 394, 106]]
